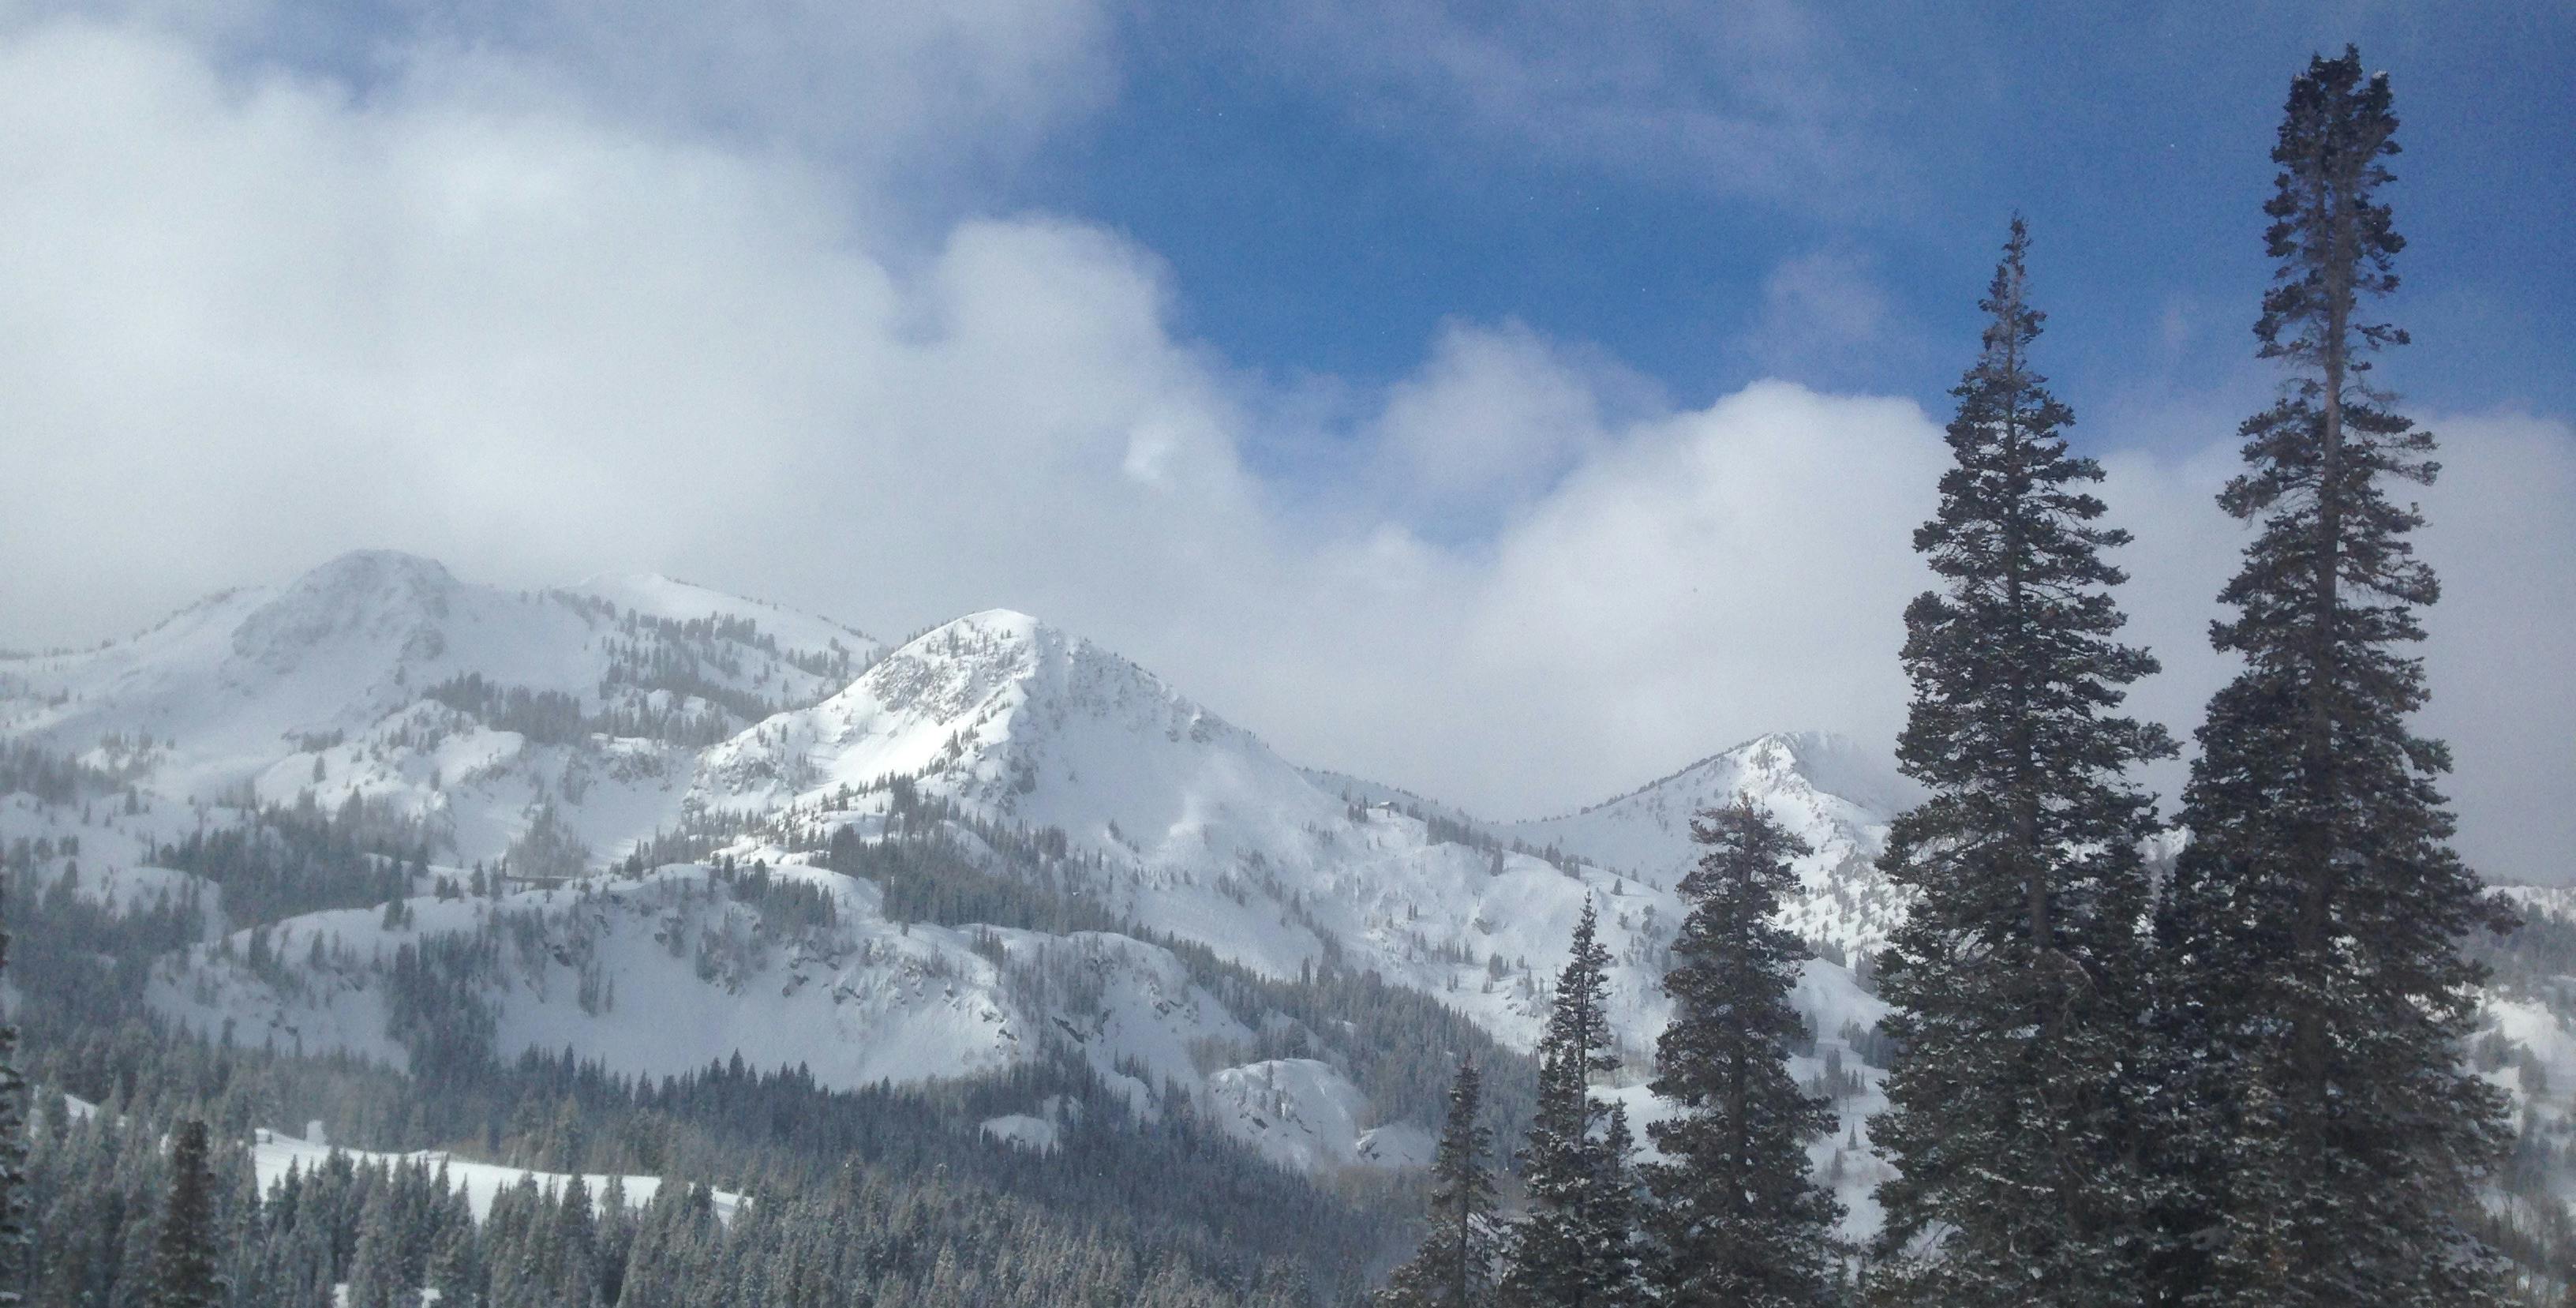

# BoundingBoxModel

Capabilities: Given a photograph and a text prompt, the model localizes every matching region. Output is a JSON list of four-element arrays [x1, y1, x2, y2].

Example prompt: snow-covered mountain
[[0, 550, 878, 863], [144, 857, 1423, 1171], [0, 554, 1927, 1201], [2, 554, 1919, 1194], [1510, 731, 1925, 962], [15, 550, 2570, 1276], [683, 609, 1911, 1045]]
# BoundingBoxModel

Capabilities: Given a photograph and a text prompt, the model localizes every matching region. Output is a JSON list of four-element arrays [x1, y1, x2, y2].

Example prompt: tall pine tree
[[150, 1120, 223, 1308], [2152, 45, 2511, 1307], [1381, 1061, 1501, 1308], [1501, 900, 1641, 1307], [1642, 800, 1840, 1308], [1868, 217, 2174, 1306]]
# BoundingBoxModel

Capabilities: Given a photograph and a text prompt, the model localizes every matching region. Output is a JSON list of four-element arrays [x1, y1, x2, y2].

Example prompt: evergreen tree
[[346, 1181, 418, 1308], [1591, 1104, 1640, 1296], [1380, 1062, 1500, 1308], [548, 1175, 600, 1308], [426, 1188, 480, 1308], [2152, 45, 2512, 1307], [0, 902, 28, 1307], [1641, 800, 1840, 1308], [1500, 900, 1639, 1307], [1866, 217, 2174, 1305], [148, 1122, 221, 1308], [596, 1174, 635, 1307]]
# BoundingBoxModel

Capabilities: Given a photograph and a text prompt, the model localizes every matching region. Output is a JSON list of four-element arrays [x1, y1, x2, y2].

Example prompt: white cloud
[[2095, 410, 2576, 884], [7, 0, 1118, 214], [2409, 412, 2576, 883], [1365, 320, 1653, 535], [1453, 383, 1941, 780], [1739, 248, 1895, 384], [2, 13, 2569, 886]]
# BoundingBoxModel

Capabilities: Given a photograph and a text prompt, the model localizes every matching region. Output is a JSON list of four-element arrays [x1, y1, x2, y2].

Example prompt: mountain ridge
[[16, 550, 2564, 1245]]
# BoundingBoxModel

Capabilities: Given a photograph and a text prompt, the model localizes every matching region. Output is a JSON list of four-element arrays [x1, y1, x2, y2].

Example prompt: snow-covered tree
[[1642, 800, 1840, 1308], [2151, 45, 2512, 1307], [1381, 1062, 1502, 1308], [1867, 217, 2173, 1306], [1501, 900, 1641, 1307], [149, 1121, 223, 1308], [346, 1180, 420, 1308]]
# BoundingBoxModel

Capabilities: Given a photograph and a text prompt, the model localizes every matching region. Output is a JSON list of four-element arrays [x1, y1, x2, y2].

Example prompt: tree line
[[1373, 47, 2522, 1308], [13, 1089, 1314, 1308]]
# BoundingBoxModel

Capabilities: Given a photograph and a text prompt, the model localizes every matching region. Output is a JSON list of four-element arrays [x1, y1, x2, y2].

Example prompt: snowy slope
[[145, 861, 1424, 1172], [688, 622, 1919, 1057], [251, 1124, 751, 1223], [0, 551, 878, 864], [13, 557, 1919, 1190], [47, 1091, 749, 1224], [569, 572, 869, 665], [1508, 732, 1923, 961], [689, 610, 1688, 1052], [1203, 1059, 1429, 1171]]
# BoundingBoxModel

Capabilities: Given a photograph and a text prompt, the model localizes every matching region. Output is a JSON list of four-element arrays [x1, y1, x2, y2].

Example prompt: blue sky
[[1, 0, 2570, 875], [1009, 2, 2574, 429], [207, 0, 2576, 442]]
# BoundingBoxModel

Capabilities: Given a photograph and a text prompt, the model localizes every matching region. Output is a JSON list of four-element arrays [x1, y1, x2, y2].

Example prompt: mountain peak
[[1729, 730, 1915, 814], [286, 549, 458, 598], [878, 610, 1186, 725], [691, 607, 1299, 871], [1505, 729, 1915, 956], [950, 607, 1046, 635], [1540, 730, 1909, 825], [230, 549, 459, 669]]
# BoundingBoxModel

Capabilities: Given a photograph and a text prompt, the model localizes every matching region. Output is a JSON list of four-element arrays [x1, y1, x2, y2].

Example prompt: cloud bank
[[1, 15, 2568, 882]]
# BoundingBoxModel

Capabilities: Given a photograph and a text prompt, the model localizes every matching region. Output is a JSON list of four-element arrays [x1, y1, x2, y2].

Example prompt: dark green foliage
[[343, 1177, 421, 1308], [0, 853, 208, 1065], [1590, 1106, 1637, 1296], [0, 881, 29, 1306], [23, 1097, 260, 1308], [421, 674, 590, 747], [2153, 45, 2512, 1306], [382, 934, 504, 1081], [1642, 801, 1839, 1308], [501, 804, 591, 882], [824, 822, 1121, 938], [150, 1121, 223, 1308], [1867, 219, 2172, 1304], [21, 1089, 1312, 1308], [1380, 1063, 1500, 1308], [1500, 901, 1639, 1307], [158, 791, 419, 925], [718, 860, 838, 933]]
